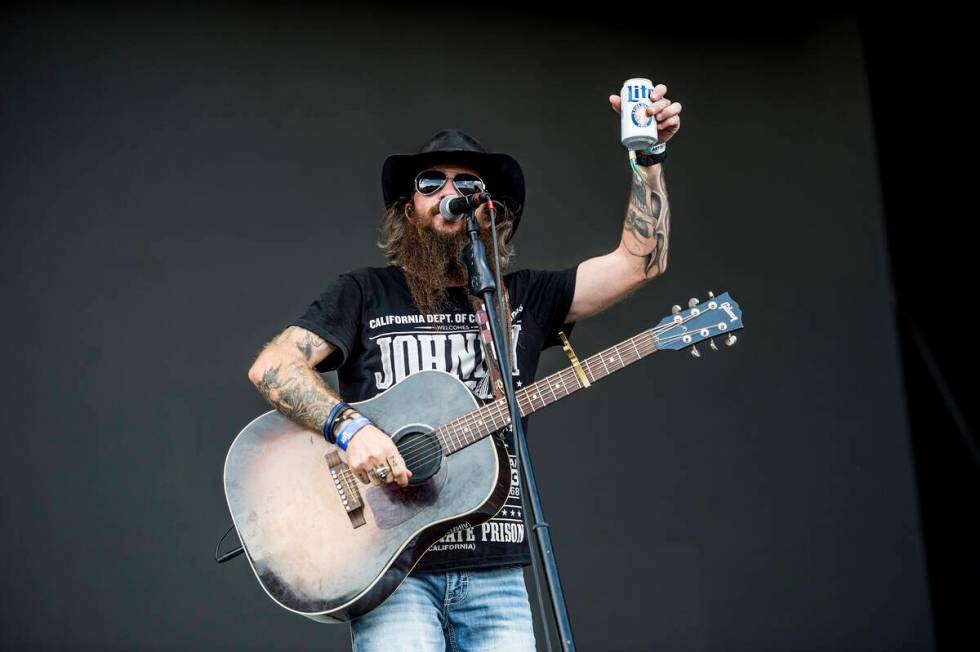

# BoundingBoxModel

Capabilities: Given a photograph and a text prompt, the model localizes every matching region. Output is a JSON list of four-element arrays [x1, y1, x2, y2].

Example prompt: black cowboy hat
[[382, 129, 525, 242]]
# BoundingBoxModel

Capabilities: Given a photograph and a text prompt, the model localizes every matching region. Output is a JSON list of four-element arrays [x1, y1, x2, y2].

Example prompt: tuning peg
[[709, 338, 718, 351], [725, 334, 737, 346], [690, 345, 701, 358], [688, 298, 699, 308], [707, 291, 715, 299], [671, 305, 681, 315]]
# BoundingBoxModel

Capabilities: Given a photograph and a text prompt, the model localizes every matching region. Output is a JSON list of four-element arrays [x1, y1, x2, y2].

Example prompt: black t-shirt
[[291, 264, 578, 572]]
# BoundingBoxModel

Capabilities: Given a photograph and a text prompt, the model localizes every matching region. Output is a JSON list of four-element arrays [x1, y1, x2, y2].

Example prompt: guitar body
[[223, 370, 511, 623], [223, 292, 745, 624]]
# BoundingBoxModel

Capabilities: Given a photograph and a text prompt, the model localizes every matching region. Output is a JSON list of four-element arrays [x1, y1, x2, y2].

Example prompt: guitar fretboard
[[435, 329, 658, 454]]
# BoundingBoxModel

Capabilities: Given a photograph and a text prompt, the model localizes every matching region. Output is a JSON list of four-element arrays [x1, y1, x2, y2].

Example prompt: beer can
[[620, 77, 658, 150]]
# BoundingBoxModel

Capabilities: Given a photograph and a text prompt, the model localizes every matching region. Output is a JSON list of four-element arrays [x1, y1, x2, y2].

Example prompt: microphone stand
[[458, 205, 577, 652]]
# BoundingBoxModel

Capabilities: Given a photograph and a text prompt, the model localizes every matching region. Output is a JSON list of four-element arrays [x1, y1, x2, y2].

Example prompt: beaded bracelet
[[335, 416, 372, 451], [323, 402, 350, 444]]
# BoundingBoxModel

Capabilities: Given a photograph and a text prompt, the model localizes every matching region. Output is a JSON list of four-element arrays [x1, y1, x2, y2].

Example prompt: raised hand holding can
[[610, 80, 682, 149]]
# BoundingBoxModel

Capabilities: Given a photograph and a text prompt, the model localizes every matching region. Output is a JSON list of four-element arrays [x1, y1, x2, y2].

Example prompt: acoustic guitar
[[224, 292, 743, 623]]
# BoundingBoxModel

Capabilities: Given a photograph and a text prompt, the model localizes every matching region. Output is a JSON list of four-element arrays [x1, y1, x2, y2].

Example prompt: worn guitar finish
[[224, 292, 743, 623], [225, 370, 510, 623]]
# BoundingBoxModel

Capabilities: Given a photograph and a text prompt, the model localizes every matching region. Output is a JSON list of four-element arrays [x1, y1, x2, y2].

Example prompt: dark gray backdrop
[[1, 6, 933, 651]]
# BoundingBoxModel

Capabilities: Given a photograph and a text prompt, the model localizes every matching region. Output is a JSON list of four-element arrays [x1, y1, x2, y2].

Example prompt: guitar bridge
[[325, 451, 366, 528]]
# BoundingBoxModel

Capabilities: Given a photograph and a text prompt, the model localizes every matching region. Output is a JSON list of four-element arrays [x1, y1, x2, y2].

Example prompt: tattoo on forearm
[[273, 327, 327, 362], [255, 359, 340, 433], [623, 164, 670, 277]]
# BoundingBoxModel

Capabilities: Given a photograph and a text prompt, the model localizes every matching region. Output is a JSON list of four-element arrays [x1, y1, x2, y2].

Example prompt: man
[[247, 84, 681, 650]]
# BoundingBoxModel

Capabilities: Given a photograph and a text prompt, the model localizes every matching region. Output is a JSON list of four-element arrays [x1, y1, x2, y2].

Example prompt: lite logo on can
[[620, 77, 658, 151], [625, 83, 650, 103]]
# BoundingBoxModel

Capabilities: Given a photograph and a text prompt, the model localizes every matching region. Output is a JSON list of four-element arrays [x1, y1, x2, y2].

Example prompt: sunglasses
[[414, 169, 487, 196]]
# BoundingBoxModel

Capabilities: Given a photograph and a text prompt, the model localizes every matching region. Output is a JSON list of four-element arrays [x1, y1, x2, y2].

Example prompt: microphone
[[439, 192, 491, 222]]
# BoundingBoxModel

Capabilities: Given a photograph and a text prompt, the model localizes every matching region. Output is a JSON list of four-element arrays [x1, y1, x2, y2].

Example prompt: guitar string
[[396, 332, 669, 470], [333, 325, 717, 489], [384, 313, 695, 464], [390, 330, 656, 466], [394, 323, 736, 472], [397, 339, 657, 471], [332, 322, 730, 489], [368, 331, 645, 465], [382, 311, 726, 469], [358, 313, 732, 474], [388, 308, 714, 464], [372, 322, 724, 474]]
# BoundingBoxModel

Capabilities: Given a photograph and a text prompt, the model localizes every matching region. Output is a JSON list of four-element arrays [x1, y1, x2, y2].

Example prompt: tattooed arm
[[246, 326, 412, 486], [623, 162, 670, 278], [565, 162, 670, 323], [247, 326, 343, 433]]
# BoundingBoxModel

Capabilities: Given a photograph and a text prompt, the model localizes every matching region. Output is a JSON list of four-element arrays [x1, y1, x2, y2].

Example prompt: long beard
[[398, 210, 501, 315]]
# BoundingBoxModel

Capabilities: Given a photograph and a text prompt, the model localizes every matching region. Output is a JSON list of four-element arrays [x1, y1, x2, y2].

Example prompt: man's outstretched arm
[[566, 160, 670, 323], [565, 82, 680, 324]]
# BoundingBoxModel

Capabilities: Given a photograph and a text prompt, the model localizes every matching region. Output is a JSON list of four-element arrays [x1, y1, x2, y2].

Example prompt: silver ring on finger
[[372, 465, 390, 483]]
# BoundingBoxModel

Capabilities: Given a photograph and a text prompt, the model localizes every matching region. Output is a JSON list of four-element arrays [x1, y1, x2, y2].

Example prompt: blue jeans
[[349, 565, 536, 651]]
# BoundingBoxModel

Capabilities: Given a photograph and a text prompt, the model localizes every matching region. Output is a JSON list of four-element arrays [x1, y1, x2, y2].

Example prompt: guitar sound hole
[[394, 430, 443, 485]]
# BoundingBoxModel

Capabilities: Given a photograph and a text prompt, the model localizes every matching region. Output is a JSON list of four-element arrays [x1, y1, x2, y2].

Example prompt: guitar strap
[[468, 286, 514, 401]]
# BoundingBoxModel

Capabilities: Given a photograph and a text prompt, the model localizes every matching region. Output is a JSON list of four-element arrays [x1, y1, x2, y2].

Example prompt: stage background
[[2, 6, 950, 651]]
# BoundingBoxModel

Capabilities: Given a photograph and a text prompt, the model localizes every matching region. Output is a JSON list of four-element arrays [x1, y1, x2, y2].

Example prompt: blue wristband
[[336, 416, 372, 451], [323, 402, 350, 443]]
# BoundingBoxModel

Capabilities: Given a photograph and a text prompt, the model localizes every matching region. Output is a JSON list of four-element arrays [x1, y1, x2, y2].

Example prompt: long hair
[[376, 197, 518, 268]]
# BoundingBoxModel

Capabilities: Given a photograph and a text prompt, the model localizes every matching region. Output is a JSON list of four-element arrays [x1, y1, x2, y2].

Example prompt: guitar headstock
[[651, 291, 743, 357]]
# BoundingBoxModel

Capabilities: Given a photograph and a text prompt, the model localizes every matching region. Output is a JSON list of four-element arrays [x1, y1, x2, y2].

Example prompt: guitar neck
[[437, 329, 659, 454]]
